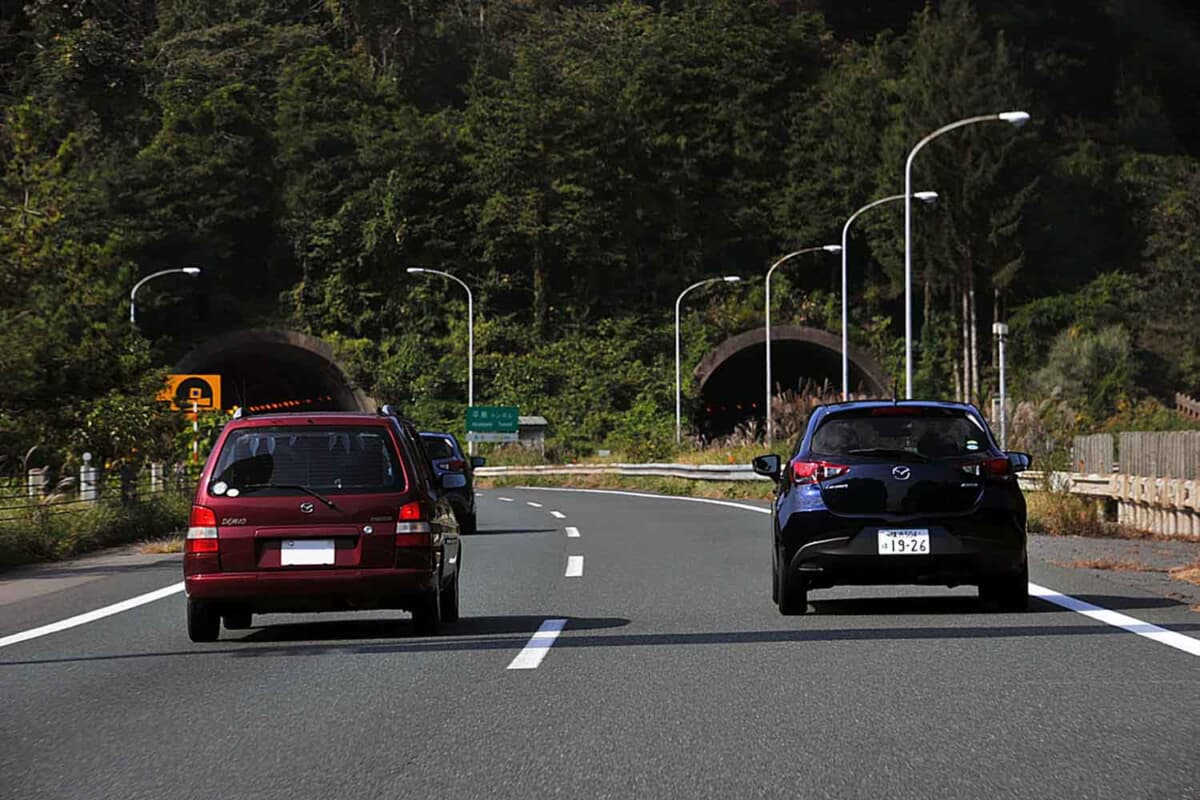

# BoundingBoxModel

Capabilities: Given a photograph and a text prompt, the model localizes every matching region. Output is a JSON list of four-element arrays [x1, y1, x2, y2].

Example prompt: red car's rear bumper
[[185, 568, 439, 613]]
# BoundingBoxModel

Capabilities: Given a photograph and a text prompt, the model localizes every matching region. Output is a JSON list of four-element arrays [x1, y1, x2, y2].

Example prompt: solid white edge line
[[565, 526, 581, 538], [550, 510, 566, 519], [519, 485, 1200, 659], [565, 555, 584, 577], [1029, 582, 1200, 658], [526, 501, 544, 508], [507, 618, 568, 670], [0, 582, 185, 650]]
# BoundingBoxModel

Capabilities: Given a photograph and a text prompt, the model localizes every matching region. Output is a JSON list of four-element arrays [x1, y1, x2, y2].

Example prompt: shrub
[[1026, 491, 1108, 538]]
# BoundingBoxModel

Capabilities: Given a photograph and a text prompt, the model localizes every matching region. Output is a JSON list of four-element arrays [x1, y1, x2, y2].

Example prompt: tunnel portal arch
[[693, 326, 890, 438], [174, 330, 375, 413]]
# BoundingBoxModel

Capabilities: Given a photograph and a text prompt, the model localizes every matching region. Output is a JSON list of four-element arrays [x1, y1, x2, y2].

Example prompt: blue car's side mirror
[[752, 454, 782, 482]]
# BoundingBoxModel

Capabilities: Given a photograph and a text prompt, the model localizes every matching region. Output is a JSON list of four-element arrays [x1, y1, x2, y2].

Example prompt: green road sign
[[466, 405, 519, 433]]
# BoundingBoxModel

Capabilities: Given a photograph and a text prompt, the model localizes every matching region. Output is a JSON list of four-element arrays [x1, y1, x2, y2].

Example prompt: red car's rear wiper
[[240, 483, 339, 510]]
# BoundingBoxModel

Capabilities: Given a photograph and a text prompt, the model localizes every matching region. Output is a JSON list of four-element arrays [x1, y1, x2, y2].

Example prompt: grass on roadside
[[0, 493, 189, 569], [1169, 563, 1200, 587], [137, 536, 184, 555], [1048, 558, 1165, 573]]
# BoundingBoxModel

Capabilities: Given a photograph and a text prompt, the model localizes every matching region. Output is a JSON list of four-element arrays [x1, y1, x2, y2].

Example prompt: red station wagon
[[183, 408, 462, 642]]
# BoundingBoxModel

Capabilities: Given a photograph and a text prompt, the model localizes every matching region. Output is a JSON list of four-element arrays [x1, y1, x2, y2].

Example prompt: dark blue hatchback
[[753, 400, 1032, 614], [420, 432, 485, 534]]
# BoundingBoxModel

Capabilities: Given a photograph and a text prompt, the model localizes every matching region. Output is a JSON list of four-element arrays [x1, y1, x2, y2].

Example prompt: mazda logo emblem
[[892, 466, 911, 481], [300, 502, 315, 513]]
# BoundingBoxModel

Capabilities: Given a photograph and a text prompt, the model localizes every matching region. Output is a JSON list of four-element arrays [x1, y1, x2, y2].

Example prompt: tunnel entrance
[[694, 326, 889, 439], [174, 330, 374, 413]]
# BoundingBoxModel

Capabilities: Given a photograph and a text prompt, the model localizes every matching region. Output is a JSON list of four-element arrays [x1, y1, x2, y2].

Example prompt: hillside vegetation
[[2, 0, 1200, 466]]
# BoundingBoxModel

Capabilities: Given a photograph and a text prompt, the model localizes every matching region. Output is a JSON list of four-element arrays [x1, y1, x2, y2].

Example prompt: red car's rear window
[[209, 426, 406, 496]]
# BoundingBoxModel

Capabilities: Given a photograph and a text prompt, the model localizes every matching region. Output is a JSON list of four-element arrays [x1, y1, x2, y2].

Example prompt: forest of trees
[[2, 0, 1200, 464]]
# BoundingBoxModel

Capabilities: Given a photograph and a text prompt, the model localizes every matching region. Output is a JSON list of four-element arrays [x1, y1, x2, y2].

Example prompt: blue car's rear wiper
[[845, 448, 931, 463]]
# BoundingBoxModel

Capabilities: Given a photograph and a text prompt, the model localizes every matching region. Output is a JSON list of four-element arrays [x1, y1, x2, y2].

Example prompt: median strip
[[507, 618, 568, 670]]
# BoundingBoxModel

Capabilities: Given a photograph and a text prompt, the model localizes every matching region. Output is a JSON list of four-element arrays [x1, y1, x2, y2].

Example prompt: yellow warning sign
[[160, 374, 221, 412]]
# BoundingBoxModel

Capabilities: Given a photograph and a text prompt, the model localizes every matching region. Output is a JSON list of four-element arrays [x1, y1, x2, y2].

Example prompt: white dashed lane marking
[[550, 511, 566, 519], [507, 619, 568, 670], [497, 497, 514, 502], [565, 556, 584, 577], [565, 526, 581, 538], [527, 502, 543, 508]]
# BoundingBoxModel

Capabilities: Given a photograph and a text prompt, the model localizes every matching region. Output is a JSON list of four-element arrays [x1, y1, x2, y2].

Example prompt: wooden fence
[[1118, 431, 1200, 480], [1072, 434, 1115, 475], [1073, 432, 1200, 479]]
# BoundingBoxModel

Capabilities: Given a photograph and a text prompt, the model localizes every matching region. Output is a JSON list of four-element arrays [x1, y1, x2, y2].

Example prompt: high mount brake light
[[792, 460, 850, 485], [186, 505, 218, 554]]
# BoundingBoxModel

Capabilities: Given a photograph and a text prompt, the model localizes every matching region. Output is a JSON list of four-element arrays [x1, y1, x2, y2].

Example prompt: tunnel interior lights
[[244, 395, 335, 414]]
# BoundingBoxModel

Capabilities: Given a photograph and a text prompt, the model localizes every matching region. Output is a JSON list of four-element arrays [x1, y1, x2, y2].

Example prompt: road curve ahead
[[2, 488, 1198, 800]]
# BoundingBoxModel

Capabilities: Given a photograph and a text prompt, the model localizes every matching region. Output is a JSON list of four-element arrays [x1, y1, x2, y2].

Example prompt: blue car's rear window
[[811, 409, 988, 460], [421, 436, 456, 460]]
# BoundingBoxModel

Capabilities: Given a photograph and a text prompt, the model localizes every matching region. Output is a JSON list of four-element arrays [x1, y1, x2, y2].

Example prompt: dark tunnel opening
[[697, 340, 883, 440], [174, 332, 370, 413]]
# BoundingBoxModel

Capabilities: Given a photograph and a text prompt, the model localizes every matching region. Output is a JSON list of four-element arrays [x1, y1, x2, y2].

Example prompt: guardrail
[[476, 463, 766, 482]]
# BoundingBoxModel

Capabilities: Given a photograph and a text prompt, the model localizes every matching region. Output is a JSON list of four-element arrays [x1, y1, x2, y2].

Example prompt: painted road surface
[[2, 488, 1198, 800]]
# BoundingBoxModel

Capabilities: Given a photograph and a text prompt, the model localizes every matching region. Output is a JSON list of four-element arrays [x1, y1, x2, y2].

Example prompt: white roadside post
[[993, 321, 1009, 448], [407, 267, 475, 452], [903, 110, 1030, 398], [764, 246, 841, 444], [840, 192, 937, 400], [129, 267, 201, 327], [676, 276, 741, 446]]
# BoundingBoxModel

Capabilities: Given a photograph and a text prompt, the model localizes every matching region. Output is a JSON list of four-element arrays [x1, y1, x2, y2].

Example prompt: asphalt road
[[2, 488, 1198, 800]]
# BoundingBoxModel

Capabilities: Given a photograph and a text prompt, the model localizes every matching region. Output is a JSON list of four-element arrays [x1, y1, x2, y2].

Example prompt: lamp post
[[993, 321, 1009, 448], [408, 267, 475, 448], [676, 276, 741, 445], [840, 192, 938, 400], [129, 267, 201, 326], [903, 110, 1030, 398], [764, 246, 841, 444]]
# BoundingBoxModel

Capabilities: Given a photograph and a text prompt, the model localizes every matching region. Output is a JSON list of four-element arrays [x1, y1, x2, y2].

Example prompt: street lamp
[[993, 321, 1009, 448], [903, 110, 1029, 397], [840, 192, 938, 400], [129, 266, 201, 326], [676, 275, 741, 445], [406, 266, 474, 410], [764, 246, 840, 444]]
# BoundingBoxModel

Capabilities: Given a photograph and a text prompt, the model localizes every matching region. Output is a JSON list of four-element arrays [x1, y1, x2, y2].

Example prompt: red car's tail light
[[446, 459, 466, 471], [186, 505, 219, 554], [395, 501, 432, 544], [792, 461, 850, 486]]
